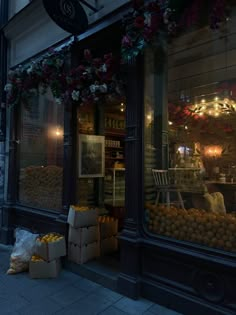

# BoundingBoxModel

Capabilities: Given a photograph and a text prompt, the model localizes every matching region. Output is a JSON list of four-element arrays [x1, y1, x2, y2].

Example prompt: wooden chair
[[152, 169, 185, 209]]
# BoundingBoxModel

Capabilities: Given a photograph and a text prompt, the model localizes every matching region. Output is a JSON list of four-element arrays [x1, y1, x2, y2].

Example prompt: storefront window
[[18, 88, 64, 211], [144, 26, 236, 254]]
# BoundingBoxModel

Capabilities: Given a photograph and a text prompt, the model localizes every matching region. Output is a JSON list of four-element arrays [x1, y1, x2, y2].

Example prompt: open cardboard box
[[29, 258, 61, 279], [68, 225, 99, 246], [67, 207, 98, 228], [36, 235, 66, 261], [68, 242, 99, 264], [99, 219, 118, 239]]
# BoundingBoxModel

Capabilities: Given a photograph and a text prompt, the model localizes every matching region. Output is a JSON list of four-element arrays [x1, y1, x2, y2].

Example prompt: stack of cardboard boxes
[[29, 233, 66, 278], [99, 216, 118, 255], [67, 206, 100, 264]]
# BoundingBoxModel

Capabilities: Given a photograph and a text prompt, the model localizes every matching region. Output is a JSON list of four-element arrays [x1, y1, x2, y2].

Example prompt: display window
[[76, 100, 126, 226], [144, 23, 236, 254], [18, 88, 64, 211]]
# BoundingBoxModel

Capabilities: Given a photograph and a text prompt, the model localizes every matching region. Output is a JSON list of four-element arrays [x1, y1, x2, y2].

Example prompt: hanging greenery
[[4, 45, 125, 109], [121, 0, 228, 62], [4, 0, 230, 107]]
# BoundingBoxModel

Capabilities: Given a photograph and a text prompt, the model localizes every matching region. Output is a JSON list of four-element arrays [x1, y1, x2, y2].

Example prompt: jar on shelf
[[219, 173, 226, 183]]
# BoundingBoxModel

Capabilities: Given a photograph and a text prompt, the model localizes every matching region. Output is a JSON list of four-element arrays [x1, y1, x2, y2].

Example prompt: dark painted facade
[[0, 2, 236, 315]]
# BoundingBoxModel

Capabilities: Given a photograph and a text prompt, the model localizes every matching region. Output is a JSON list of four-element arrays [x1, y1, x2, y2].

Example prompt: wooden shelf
[[105, 157, 124, 160], [105, 146, 123, 150], [105, 129, 125, 137]]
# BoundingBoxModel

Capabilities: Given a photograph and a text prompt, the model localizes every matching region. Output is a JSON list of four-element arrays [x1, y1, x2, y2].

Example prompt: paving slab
[[148, 304, 183, 315], [17, 296, 63, 315], [72, 277, 102, 292], [99, 306, 130, 315], [0, 245, 184, 315], [55, 291, 113, 315], [113, 297, 154, 315], [49, 284, 87, 307]]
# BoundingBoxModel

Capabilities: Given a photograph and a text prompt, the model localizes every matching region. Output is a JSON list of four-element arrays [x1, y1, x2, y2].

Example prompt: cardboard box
[[100, 236, 118, 255], [29, 258, 61, 279], [67, 207, 98, 228], [68, 242, 99, 264], [68, 226, 99, 246], [36, 236, 66, 261], [99, 219, 118, 239]]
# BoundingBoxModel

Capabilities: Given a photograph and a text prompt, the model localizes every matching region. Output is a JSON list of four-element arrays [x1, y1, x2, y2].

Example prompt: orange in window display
[[145, 204, 236, 252]]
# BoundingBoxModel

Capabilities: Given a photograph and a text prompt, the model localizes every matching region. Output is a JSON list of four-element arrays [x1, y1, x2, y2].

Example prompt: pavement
[[0, 244, 182, 315]]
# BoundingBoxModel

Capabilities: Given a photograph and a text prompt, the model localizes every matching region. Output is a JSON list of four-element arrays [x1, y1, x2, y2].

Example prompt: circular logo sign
[[43, 0, 88, 35]]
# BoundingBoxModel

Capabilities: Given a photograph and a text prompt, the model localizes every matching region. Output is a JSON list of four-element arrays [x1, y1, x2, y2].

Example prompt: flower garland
[[168, 101, 235, 139], [121, 0, 228, 62], [122, 0, 176, 62], [5, 46, 124, 109]]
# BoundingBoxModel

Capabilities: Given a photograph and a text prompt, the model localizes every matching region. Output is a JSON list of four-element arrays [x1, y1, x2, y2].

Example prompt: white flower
[[55, 98, 62, 105], [99, 84, 107, 93], [163, 8, 172, 24], [27, 65, 33, 74], [86, 67, 92, 74], [71, 90, 80, 101], [90, 85, 96, 93], [144, 12, 151, 27], [4, 83, 12, 92], [99, 64, 107, 73], [15, 66, 23, 76]]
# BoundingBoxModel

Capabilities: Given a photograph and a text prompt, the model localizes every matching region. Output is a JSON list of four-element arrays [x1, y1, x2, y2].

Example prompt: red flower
[[77, 65, 86, 73], [134, 16, 145, 28]]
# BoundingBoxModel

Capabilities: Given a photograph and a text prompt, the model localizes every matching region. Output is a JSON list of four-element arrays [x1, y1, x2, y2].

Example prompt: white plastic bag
[[7, 228, 38, 275]]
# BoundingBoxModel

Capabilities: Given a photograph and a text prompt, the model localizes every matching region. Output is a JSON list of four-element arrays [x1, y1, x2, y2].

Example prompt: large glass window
[[18, 88, 64, 211], [144, 24, 236, 254]]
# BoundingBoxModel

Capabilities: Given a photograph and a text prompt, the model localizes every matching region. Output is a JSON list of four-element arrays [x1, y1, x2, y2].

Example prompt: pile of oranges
[[98, 216, 117, 223], [146, 204, 236, 252], [36, 233, 64, 243], [31, 255, 44, 262], [71, 205, 91, 212]]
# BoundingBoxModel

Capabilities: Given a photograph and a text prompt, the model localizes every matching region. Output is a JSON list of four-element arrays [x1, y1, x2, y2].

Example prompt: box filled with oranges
[[67, 205, 98, 228], [35, 233, 66, 261], [29, 255, 61, 279], [98, 216, 118, 240]]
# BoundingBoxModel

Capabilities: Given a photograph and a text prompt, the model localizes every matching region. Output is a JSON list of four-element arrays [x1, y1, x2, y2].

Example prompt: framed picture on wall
[[78, 134, 105, 178]]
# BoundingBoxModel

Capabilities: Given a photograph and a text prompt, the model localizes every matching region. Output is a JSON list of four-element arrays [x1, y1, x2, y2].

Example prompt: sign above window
[[43, 0, 89, 35]]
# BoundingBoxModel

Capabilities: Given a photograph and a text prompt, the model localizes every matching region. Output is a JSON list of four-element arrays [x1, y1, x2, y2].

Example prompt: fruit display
[[70, 206, 91, 212], [31, 255, 44, 262], [98, 216, 117, 223], [145, 204, 236, 252], [19, 165, 62, 210], [36, 233, 64, 243]]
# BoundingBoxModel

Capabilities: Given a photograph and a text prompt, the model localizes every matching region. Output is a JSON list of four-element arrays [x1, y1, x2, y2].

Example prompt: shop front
[[1, 1, 236, 314], [118, 2, 236, 315]]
